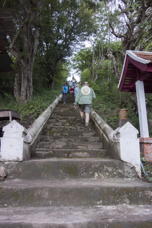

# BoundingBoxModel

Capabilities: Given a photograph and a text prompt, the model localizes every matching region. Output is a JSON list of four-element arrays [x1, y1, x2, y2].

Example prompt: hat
[[81, 85, 91, 95], [84, 81, 89, 85]]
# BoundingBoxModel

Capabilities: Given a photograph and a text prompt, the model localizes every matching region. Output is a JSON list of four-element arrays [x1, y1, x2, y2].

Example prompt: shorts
[[79, 104, 92, 113]]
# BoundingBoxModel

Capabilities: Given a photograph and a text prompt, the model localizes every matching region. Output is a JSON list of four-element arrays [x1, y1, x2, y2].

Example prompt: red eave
[[118, 50, 152, 93]]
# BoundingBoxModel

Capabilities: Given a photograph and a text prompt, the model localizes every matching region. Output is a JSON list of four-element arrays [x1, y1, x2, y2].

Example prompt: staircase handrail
[[91, 110, 141, 177], [0, 94, 62, 161], [24, 94, 62, 145], [91, 110, 114, 142]]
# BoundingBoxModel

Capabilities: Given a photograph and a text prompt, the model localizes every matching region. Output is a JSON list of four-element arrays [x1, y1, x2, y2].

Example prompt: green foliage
[[1, 0, 99, 102], [81, 68, 91, 82], [93, 87, 139, 129], [0, 89, 60, 125], [93, 94, 119, 128], [145, 42, 152, 52], [0, 0, 19, 8], [73, 48, 93, 72], [73, 40, 139, 129], [35, 0, 98, 89], [107, 0, 152, 50]]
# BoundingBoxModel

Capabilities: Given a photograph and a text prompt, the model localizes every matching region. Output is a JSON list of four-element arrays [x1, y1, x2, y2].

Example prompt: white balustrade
[[91, 111, 141, 177], [0, 120, 25, 161], [0, 94, 62, 162], [113, 122, 141, 177]]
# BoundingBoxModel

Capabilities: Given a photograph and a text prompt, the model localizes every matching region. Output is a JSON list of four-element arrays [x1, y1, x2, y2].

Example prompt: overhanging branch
[[109, 22, 125, 39]]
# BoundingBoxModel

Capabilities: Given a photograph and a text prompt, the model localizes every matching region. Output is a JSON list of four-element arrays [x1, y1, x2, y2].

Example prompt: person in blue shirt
[[62, 82, 69, 104]]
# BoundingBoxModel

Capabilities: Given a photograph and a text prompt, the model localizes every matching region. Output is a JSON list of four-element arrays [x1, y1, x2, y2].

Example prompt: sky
[[67, 71, 80, 82]]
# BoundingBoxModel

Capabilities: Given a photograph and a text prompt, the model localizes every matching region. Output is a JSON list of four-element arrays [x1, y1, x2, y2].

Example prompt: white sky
[[67, 69, 80, 82]]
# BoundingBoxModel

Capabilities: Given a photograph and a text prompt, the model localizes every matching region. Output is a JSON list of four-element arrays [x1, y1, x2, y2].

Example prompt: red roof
[[118, 50, 152, 93]]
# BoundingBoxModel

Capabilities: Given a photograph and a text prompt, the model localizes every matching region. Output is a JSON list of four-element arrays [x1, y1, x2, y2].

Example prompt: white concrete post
[[0, 120, 25, 161], [117, 122, 141, 177], [135, 80, 149, 137]]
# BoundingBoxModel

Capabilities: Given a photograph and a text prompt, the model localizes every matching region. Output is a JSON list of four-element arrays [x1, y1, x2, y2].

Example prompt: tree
[[73, 40, 122, 84], [1, 0, 44, 103], [36, 0, 98, 89], [10, 0, 44, 103], [108, 0, 152, 50]]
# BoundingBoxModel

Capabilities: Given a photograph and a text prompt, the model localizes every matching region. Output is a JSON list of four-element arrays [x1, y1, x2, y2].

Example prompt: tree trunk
[[13, 24, 39, 103], [20, 63, 33, 103], [14, 71, 21, 102], [12, 1, 41, 103]]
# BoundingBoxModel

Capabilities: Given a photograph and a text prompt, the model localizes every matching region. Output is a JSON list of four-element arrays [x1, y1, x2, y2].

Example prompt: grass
[[0, 89, 61, 128], [93, 93, 123, 130]]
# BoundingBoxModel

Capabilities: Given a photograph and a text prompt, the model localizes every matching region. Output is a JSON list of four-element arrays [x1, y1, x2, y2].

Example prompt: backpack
[[81, 86, 91, 95], [63, 85, 68, 94]]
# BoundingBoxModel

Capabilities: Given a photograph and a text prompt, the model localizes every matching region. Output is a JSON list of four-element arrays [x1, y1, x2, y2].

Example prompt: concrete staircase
[[0, 102, 152, 227]]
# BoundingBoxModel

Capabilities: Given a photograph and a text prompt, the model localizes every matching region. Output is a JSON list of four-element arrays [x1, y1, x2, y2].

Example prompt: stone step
[[54, 105, 76, 110], [51, 111, 78, 116], [38, 136, 101, 144], [43, 125, 93, 132], [45, 124, 84, 130], [46, 115, 83, 121], [41, 130, 97, 137], [38, 135, 100, 142], [53, 106, 79, 111], [52, 112, 80, 117], [6, 158, 137, 180], [48, 113, 81, 118], [34, 148, 107, 158], [45, 122, 83, 128], [50, 115, 80, 120], [0, 205, 152, 227], [36, 141, 103, 150], [0, 178, 152, 207], [36, 141, 51, 147]]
